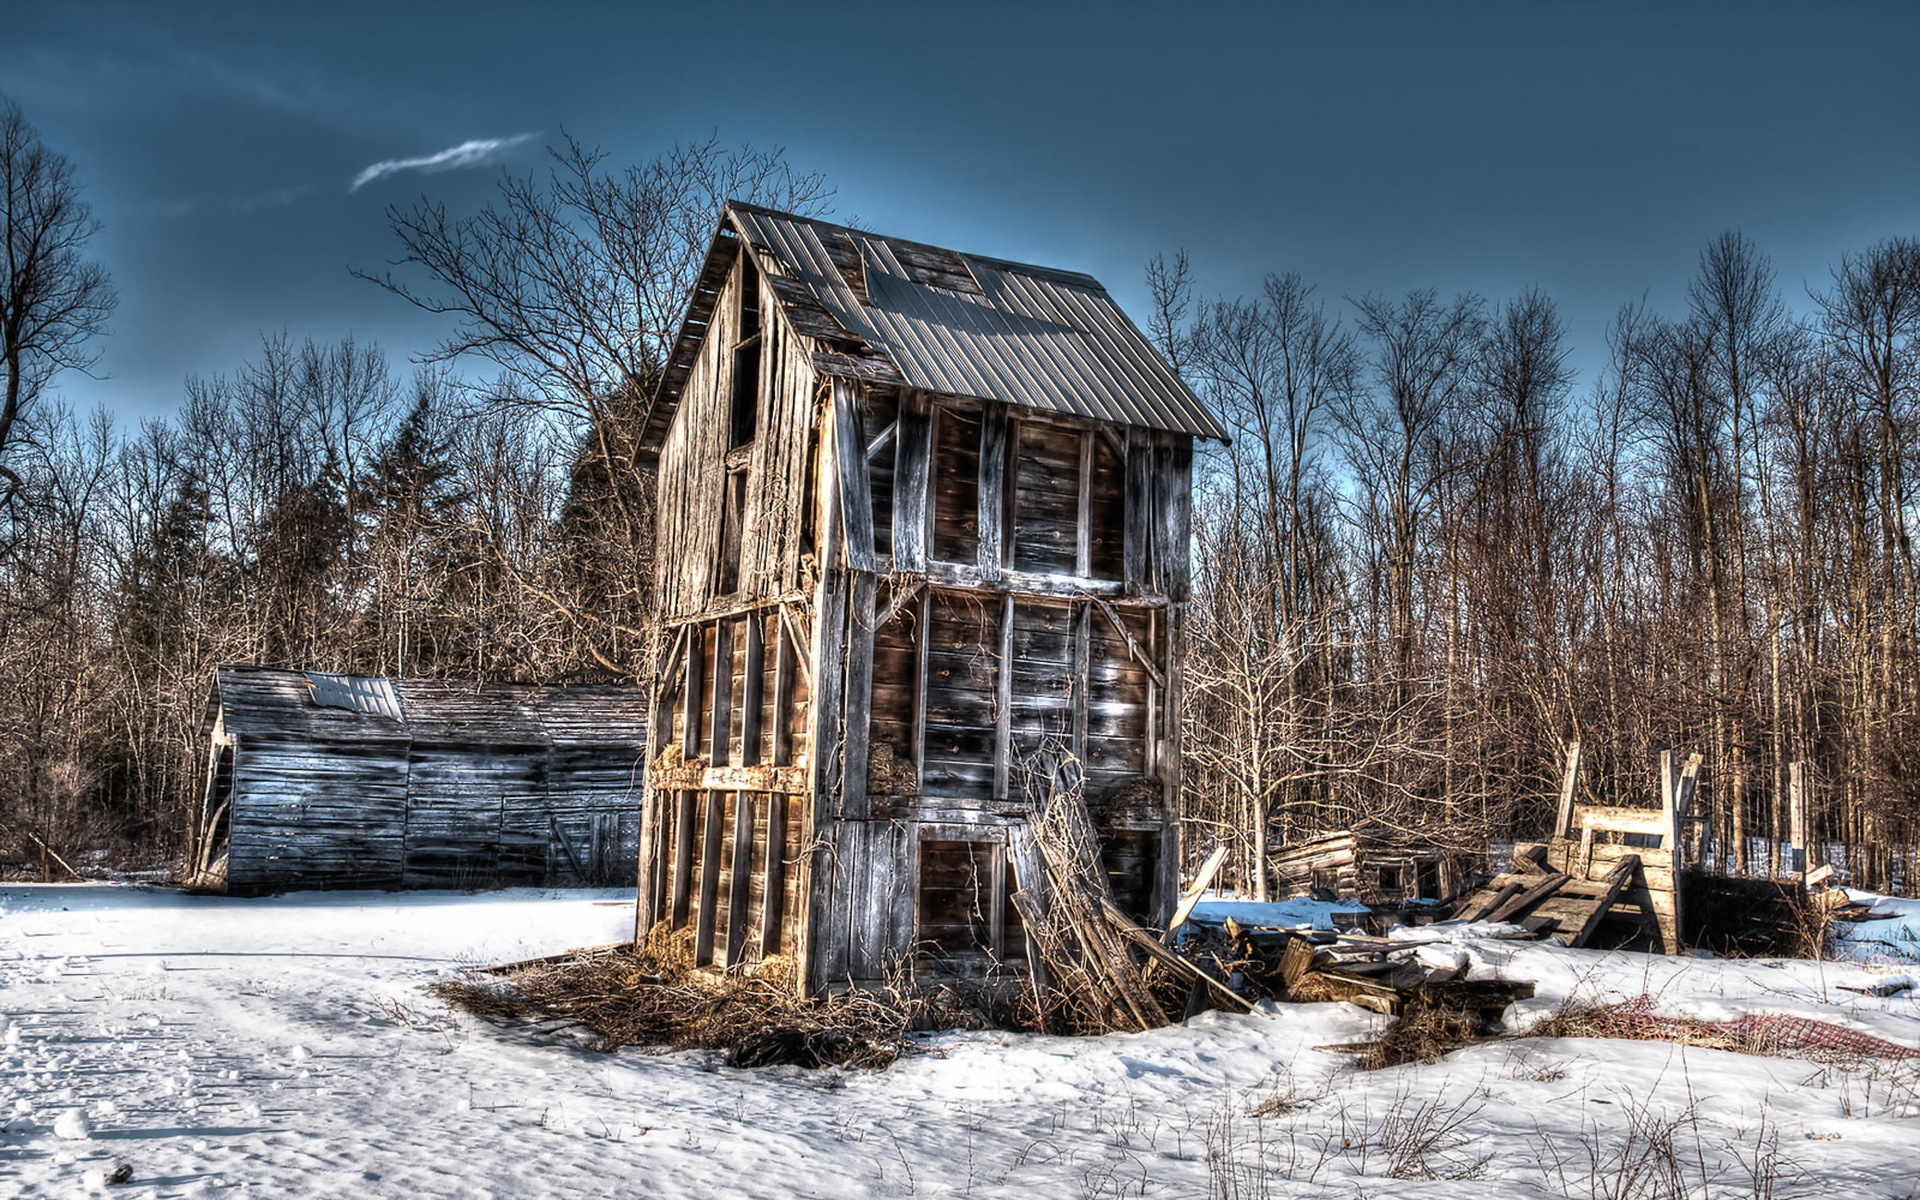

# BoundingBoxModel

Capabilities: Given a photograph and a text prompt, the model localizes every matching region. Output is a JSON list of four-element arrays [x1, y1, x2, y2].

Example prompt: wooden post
[[1552, 738, 1583, 840], [842, 575, 876, 820], [893, 392, 931, 573], [1123, 431, 1152, 592], [710, 619, 734, 766], [993, 594, 1015, 801], [681, 625, 706, 759], [832, 379, 876, 573], [978, 404, 1009, 580], [740, 613, 764, 766], [1788, 760, 1809, 878]]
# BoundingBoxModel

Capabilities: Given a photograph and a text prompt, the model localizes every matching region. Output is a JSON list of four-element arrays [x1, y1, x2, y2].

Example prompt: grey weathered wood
[[710, 619, 734, 766], [833, 379, 877, 573], [671, 790, 697, 925], [1553, 739, 1583, 840], [1155, 438, 1193, 600], [727, 792, 755, 965], [1075, 430, 1094, 578], [1070, 602, 1091, 766], [761, 790, 789, 954], [892, 393, 931, 573], [1788, 760, 1809, 877], [741, 614, 765, 766], [696, 791, 725, 966], [978, 404, 1009, 579], [682, 632, 706, 758], [1123, 432, 1152, 591], [843, 574, 877, 820], [993, 594, 1015, 801], [771, 610, 795, 768]]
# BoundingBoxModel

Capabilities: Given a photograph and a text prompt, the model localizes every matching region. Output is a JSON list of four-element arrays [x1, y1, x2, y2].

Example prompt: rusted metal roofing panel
[[650, 204, 1228, 446]]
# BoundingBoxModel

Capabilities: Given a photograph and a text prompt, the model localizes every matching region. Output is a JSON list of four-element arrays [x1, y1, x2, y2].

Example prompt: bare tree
[[0, 98, 115, 504], [357, 136, 830, 672]]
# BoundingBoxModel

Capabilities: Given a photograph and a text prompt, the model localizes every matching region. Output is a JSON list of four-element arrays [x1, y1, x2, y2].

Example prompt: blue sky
[[7, 1, 1919, 422]]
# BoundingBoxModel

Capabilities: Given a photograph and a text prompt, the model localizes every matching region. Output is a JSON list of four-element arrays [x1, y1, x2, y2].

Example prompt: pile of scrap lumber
[[1450, 844, 1644, 948], [1010, 755, 1249, 1032], [1179, 915, 1533, 1020]]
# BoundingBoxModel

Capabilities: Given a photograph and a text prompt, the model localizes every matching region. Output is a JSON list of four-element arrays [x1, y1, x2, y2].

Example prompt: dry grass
[[431, 922, 1035, 1069]]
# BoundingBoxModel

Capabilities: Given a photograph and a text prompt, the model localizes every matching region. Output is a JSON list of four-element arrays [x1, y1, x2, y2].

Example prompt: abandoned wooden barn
[[192, 665, 647, 893], [1267, 827, 1469, 905], [634, 202, 1227, 993]]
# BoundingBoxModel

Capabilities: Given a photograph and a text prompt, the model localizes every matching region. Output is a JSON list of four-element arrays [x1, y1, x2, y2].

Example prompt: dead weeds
[[431, 922, 1037, 1070]]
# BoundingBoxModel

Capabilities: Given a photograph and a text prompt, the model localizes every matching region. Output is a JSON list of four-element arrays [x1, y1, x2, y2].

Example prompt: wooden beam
[[1092, 597, 1167, 689], [1075, 429, 1093, 579], [1788, 760, 1809, 877], [892, 393, 931, 573], [911, 589, 930, 795], [695, 791, 724, 965], [1070, 601, 1090, 767], [681, 626, 705, 758], [1552, 738, 1583, 840], [771, 609, 795, 768], [741, 613, 765, 766], [761, 790, 788, 954], [993, 593, 1014, 801], [726, 793, 754, 966], [865, 419, 898, 462], [710, 619, 734, 767], [670, 790, 697, 926], [1163, 844, 1229, 943], [843, 574, 877, 820], [1123, 431, 1152, 592], [922, 560, 1143, 601], [832, 378, 877, 573], [1155, 437, 1193, 601], [978, 404, 1009, 580]]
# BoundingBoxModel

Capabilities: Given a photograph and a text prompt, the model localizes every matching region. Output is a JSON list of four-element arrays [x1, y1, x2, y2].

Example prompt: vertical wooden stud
[[711, 620, 734, 766], [1553, 739, 1583, 840], [696, 791, 725, 966], [893, 392, 932, 573], [843, 575, 876, 820], [741, 613, 765, 766], [993, 594, 1015, 801], [978, 404, 1009, 580]]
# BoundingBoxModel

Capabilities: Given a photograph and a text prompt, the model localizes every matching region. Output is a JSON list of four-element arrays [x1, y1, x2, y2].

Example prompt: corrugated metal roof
[[648, 203, 1227, 446], [304, 671, 405, 721]]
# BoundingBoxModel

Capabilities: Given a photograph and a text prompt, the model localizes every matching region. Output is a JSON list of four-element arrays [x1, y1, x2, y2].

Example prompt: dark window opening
[[1377, 865, 1405, 894], [730, 341, 760, 448], [730, 259, 762, 449], [1416, 859, 1441, 900], [718, 470, 747, 596]]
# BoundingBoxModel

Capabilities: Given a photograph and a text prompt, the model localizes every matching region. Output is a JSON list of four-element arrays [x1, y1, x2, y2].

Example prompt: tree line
[[1166, 234, 1920, 894], [4, 93, 1917, 895]]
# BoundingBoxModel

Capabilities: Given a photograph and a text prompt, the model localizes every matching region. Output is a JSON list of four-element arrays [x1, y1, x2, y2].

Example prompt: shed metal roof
[[646, 203, 1227, 448]]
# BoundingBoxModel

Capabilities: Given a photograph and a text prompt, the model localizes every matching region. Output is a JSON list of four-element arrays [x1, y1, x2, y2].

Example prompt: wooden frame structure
[[634, 204, 1227, 992]]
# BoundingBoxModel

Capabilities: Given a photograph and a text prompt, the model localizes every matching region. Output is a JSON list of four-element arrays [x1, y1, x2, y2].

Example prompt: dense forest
[[4, 100, 1918, 892]]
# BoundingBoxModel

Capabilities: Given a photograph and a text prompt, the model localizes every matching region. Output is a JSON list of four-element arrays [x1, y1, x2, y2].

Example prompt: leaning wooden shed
[[635, 202, 1228, 993], [192, 664, 647, 892]]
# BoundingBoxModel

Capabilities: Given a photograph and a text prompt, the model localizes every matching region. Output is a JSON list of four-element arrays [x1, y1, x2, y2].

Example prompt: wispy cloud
[[350, 134, 537, 191]]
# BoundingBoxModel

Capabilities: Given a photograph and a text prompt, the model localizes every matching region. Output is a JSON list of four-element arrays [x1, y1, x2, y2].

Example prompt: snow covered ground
[[4, 884, 1920, 1198]]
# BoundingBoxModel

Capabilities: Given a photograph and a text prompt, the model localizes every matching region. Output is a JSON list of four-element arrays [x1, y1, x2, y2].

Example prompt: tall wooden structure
[[635, 203, 1226, 992]]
